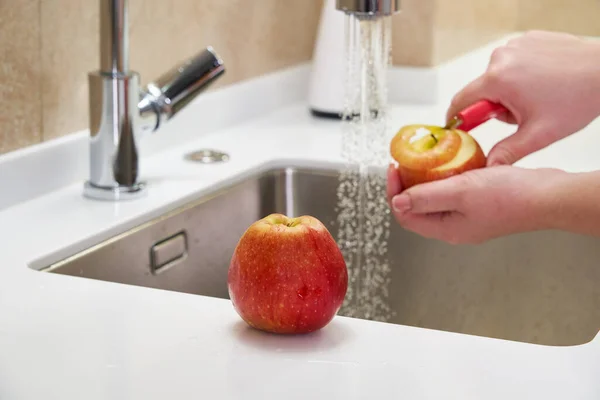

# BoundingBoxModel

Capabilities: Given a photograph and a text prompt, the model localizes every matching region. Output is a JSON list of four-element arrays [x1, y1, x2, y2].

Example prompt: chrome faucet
[[336, 0, 400, 17], [84, 0, 225, 201]]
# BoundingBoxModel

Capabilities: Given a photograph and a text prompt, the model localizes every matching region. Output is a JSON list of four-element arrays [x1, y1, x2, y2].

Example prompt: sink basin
[[38, 163, 600, 346]]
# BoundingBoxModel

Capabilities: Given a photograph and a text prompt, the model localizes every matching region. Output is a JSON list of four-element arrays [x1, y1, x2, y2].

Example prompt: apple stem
[[430, 134, 438, 143]]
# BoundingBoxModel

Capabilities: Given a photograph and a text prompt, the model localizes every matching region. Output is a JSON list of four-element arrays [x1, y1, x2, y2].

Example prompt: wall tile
[[432, 0, 519, 65], [390, 0, 517, 67], [40, 0, 97, 141], [39, 0, 321, 141], [391, 0, 436, 67], [0, 1, 42, 154], [3, 0, 600, 154], [518, 0, 600, 36]]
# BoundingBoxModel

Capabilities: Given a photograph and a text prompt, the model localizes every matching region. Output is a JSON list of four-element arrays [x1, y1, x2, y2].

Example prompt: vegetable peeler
[[445, 100, 508, 131]]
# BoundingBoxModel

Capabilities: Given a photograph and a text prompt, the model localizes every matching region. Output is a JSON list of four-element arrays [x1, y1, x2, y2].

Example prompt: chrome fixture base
[[83, 181, 147, 201], [87, 71, 143, 197], [336, 0, 400, 17]]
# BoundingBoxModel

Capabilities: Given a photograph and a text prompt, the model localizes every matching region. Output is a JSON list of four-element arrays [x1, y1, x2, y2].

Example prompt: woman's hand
[[447, 30, 600, 166], [386, 165, 566, 245]]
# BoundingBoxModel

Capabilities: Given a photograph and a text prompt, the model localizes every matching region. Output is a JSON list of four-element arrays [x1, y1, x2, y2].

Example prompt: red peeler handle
[[456, 100, 508, 131]]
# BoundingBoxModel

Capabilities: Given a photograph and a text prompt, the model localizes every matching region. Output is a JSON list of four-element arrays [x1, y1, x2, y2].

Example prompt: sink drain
[[184, 149, 229, 164]]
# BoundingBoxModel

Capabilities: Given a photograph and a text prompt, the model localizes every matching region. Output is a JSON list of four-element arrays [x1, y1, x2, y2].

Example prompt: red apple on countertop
[[390, 124, 487, 189], [227, 213, 348, 334]]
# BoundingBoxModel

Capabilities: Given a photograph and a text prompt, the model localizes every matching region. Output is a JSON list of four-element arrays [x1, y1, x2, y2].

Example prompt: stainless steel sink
[[38, 164, 600, 346]]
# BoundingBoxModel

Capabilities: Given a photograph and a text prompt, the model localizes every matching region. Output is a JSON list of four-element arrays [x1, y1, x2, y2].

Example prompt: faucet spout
[[138, 47, 225, 134], [84, 0, 225, 201]]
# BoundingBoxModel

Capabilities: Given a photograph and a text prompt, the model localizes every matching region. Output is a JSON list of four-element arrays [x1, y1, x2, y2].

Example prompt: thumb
[[487, 123, 548, 166]]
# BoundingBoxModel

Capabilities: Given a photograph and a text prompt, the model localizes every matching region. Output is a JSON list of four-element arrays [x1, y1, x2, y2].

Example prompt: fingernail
[[392, 194, 411, 213]]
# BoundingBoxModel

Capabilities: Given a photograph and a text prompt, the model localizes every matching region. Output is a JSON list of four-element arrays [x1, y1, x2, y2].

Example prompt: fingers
[[386, 164, 402, 204], [391, 174, 469, 214], [486, 122, 550, 166], [446, 47, 521, 126], [445, 75, 489, 124], [389, 174, 473, 243], [391, 210, 463, 244], [445, 75, 516, 126]]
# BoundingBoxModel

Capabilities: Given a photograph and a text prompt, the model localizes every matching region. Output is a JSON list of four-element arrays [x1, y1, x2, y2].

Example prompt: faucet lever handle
[[139, 47, 225, 131]]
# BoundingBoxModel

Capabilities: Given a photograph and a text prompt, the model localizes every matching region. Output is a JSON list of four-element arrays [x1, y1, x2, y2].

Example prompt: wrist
[[525, 168, 570, 232], [537, 170, 600, 236]]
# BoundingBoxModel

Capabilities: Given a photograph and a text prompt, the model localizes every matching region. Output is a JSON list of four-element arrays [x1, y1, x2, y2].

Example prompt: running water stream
[[335, 14, 395, 322]]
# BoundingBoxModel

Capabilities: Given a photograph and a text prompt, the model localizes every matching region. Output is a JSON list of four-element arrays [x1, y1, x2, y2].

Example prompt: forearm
[[540, 170, 600, 237]]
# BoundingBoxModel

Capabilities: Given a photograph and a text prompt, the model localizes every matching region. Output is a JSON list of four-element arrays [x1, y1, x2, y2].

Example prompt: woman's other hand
[[447, 30, 600, 167]]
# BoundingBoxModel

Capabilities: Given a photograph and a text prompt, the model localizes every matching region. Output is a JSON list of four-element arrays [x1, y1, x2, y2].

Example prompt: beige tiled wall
[[432, 0, 520, 65], [0, 0, 322, 154], [390, 0, 600, 67], [390, 0, 436, 67], [517, 0, 600, 36], [0, 1, 42, 154], [388, 0, 519, 67], [1, 0, 599, 155]]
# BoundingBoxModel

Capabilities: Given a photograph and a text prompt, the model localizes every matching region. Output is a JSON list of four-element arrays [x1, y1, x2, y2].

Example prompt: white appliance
[[308, 0, 347, 119]]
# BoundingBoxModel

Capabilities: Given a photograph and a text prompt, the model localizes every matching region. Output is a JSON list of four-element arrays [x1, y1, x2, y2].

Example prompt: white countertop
[[1, 35, 600, 399]]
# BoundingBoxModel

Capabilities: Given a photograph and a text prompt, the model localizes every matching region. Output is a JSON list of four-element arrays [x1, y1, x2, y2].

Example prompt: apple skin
[[389, 124, 487, 189], [227, 213, 348, 334]]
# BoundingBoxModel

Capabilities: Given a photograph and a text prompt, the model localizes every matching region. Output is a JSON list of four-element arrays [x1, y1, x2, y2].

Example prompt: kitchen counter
[[1, 35, 599, 399]]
